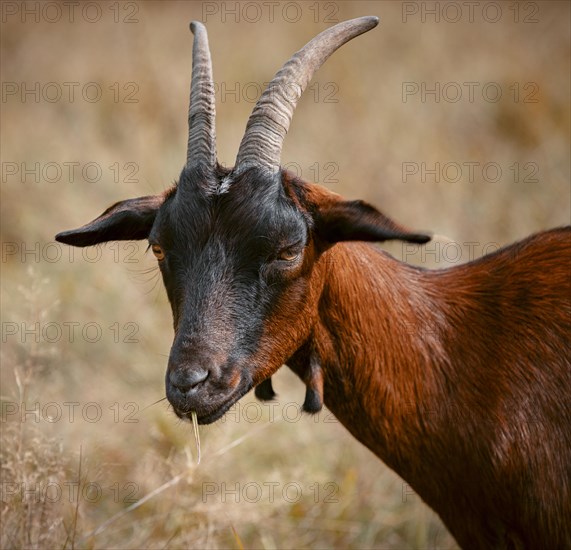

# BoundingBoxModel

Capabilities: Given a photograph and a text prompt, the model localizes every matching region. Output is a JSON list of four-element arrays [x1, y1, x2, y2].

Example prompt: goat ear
[[55, 195, 164, 247], [316, 199, 431, 245]]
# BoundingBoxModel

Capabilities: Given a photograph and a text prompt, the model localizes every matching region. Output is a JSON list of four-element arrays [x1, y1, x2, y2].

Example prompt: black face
[[151, 167, 312, 422], [55, 165, 429, 425]]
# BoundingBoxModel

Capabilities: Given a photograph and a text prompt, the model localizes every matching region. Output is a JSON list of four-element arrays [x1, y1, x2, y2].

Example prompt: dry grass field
[[1, 1, 569, 548]]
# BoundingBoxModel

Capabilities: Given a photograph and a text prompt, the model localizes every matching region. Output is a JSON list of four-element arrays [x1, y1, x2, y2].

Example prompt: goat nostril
[[169, 368, 209, 394], [188, 368, 209, 388]]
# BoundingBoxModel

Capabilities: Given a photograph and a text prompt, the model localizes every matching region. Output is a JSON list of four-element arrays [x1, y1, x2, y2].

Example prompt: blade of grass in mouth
[[191, 410, 201, 465]]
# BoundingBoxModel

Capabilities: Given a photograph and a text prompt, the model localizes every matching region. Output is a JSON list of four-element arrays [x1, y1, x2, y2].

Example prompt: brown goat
[[55, 17, 571, 549], [288, 179, 571, 549]]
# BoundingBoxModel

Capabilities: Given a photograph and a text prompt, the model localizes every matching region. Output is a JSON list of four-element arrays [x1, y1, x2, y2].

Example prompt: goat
[[55, 17, 571, 549]]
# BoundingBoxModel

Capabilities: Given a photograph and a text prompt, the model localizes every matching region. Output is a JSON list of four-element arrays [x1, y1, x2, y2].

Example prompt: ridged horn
[[234, 16, 379, 174], [186, 21, 217, 170]]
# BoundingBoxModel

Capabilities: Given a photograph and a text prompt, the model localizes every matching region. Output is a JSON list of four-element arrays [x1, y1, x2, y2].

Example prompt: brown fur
[[281, 183, 571, 548]]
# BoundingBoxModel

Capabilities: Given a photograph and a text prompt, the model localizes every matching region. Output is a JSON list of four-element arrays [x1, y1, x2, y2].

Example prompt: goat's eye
[[277, 249, 300, 262], [151, 244, 165, 261]]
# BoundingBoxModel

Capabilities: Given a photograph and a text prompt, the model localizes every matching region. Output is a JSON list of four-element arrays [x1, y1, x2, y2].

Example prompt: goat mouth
[[173, 385, 251, 425]]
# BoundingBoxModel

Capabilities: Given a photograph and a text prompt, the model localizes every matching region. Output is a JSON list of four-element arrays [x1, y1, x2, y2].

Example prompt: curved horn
[[186, 21, 217, 169], [235, 16, 379, 174]]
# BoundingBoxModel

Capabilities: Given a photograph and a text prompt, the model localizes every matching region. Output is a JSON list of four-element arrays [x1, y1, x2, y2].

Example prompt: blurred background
[[1, 1, 569, 548]]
